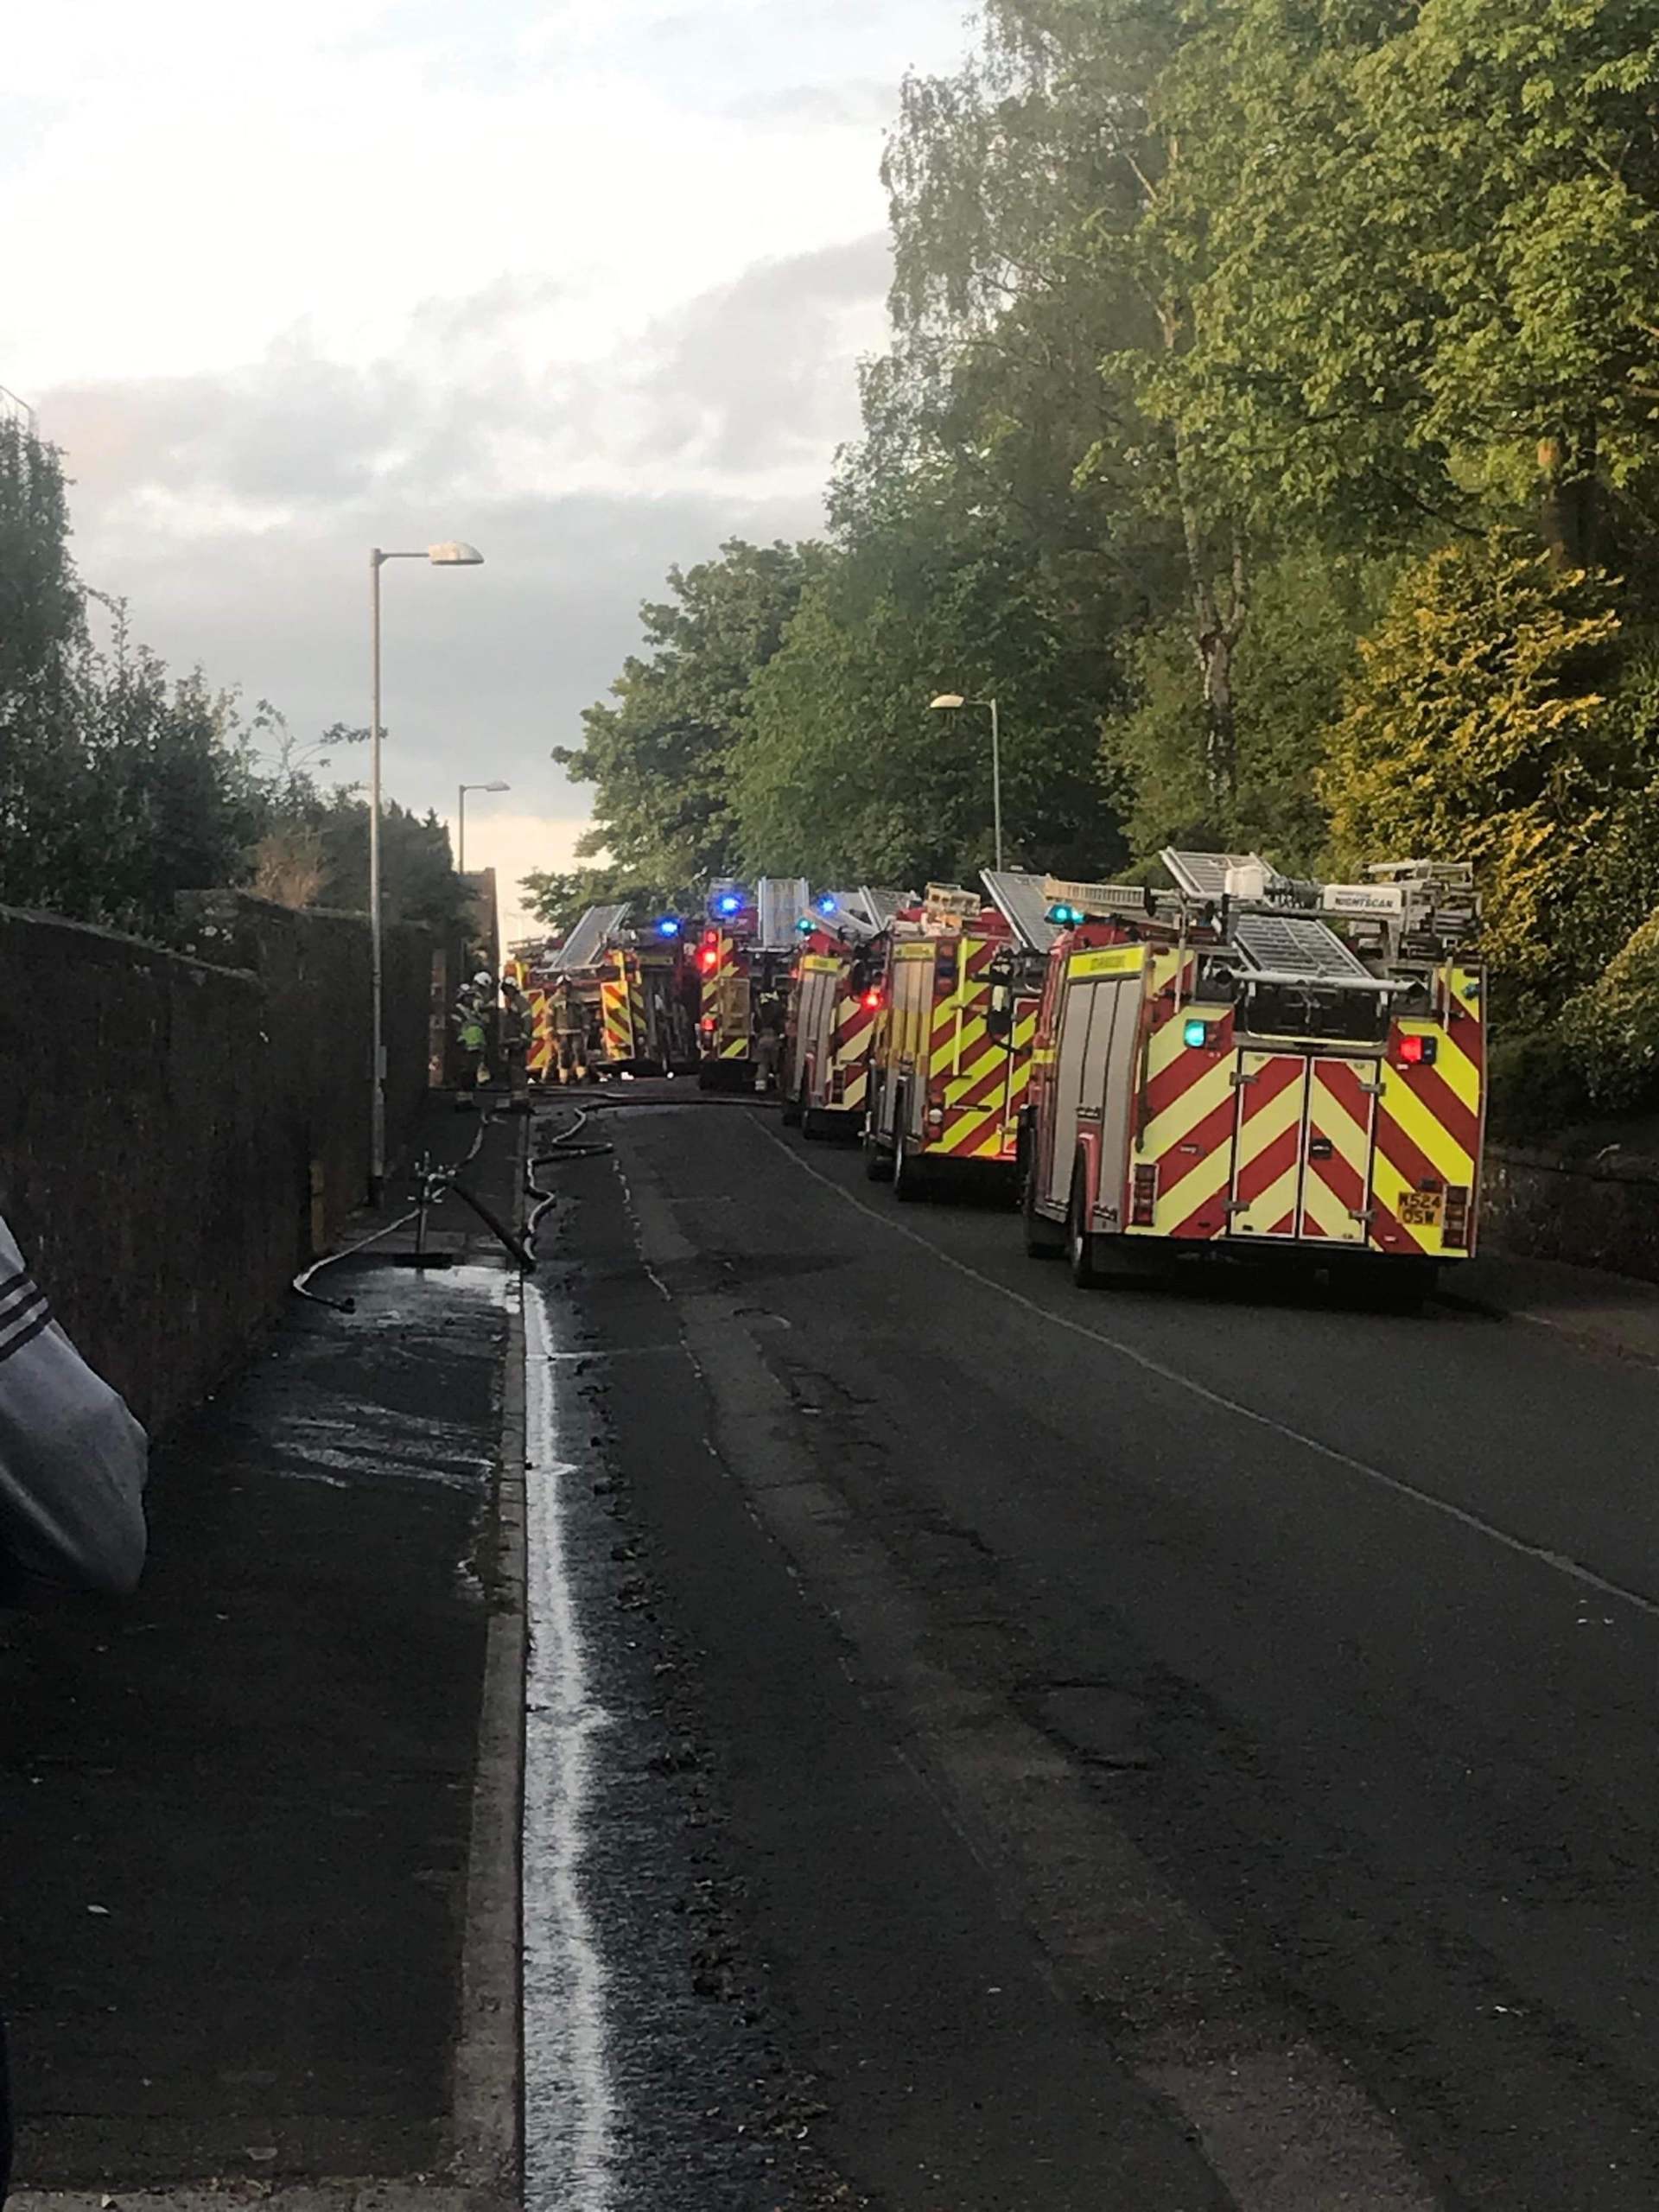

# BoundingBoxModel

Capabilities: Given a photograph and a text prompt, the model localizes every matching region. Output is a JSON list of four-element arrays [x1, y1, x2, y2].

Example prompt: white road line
[[523, 1281, 616, 2212], [762, 1125, 1659, 1627]]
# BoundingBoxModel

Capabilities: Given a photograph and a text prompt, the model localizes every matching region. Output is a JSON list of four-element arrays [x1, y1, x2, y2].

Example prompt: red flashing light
[[1398, 1033, 1436, 1066], [862, 988, 885, 1012], [699, 947, 721, 973]]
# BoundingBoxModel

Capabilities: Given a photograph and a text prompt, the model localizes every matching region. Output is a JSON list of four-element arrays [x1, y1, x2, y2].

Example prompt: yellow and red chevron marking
[[1300, 1058, 1374, 1243], [833, 991, 874, 1111], [527, 989, 554, 1079], [1231, 1052, 1310, 1236], [1128, 958, 1236, 1239], [931, 959, 1008, 1160], [1370, 966, 1484, 1257], [997, 1000, 1039, 1157], [601, 973, 632, 1063], [701, 933, 753, 1058]]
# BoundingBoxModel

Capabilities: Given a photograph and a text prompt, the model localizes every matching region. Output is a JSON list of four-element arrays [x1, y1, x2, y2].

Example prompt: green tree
[[1151, 0, 1659, 563], [555, 540, 827, 890], [1321, 534, 1624, 1012], [519, 865, 694, 934], [0, 419, 82, 702], [736, 500, 1123, 883], [1107, 546, 1404, 867]]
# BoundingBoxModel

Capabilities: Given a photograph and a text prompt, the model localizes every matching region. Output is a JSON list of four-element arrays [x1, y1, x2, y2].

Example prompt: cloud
[[632, 234, 892, 474], [68, 481, 829, 839], [41, 233, 892, 525], [721, 79, 899, 129], [6, 0, 977, 884]]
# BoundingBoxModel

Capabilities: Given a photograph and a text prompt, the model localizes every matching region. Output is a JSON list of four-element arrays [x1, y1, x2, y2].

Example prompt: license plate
[[1400, 1191, 1445, 1229]]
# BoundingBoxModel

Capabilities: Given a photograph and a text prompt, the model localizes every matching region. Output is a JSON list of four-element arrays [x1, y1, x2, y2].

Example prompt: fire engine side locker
[[792, 956, 842, 1127], [1049, 948, 1147, 1229], [874, 941, 938, 1154]]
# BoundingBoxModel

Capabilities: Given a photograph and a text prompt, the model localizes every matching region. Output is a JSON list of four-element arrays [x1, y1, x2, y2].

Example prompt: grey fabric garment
[[0, 1216, 147, 1597]]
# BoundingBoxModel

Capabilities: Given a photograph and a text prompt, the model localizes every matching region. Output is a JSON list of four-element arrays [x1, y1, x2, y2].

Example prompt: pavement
[[1452, 1247, 1659, 1364], [1, 1097, 528, 2209]]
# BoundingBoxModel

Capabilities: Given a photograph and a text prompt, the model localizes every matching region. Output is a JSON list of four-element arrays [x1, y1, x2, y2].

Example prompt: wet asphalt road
[[537, 1085, 1659, 2212]]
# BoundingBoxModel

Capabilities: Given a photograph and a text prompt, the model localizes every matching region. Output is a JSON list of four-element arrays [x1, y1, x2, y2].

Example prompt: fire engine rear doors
[[1228, 1051, 1378, 1243]]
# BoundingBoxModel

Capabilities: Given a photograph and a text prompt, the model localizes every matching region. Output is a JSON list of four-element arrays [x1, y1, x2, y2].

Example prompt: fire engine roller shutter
[[797, 961, 839, 1107], [1049, 948, 1146, 1214], [880, 943, 936, 1144]]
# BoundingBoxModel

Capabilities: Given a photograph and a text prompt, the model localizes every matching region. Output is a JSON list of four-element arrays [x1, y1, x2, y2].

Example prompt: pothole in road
[[1028, 1682, 1159, 1770]]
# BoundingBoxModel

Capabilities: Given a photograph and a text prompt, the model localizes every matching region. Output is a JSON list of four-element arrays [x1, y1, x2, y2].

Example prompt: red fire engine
[[779, 890, 890, 1137], [862, 882, 1044, 1198], [1020, 851, 1485, 1299]]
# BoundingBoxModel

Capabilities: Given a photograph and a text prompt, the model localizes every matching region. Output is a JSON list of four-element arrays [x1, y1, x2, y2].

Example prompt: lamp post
[[457, 779, 511, 875], [368, 540, 484, 1197], [929, 692, 1003, 872]]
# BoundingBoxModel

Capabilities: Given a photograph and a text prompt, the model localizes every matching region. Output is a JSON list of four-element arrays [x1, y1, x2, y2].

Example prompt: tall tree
[[1151, 0, 1659, 564], [553, 539, 827, 893]]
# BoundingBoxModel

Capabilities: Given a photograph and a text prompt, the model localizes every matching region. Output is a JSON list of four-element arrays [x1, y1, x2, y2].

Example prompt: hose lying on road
[[524, 1106, 616, 1264]]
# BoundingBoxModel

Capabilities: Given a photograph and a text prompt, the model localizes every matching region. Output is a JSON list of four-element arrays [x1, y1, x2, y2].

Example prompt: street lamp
[[369, 540, 484, 1197], [930, 692, 1003, 872], [457, 780, 511, 874]]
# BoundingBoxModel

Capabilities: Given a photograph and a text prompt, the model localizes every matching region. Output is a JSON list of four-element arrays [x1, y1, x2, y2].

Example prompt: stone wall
[[1484, 1143, 1659, 1283], [0, 897, 433, 1434]]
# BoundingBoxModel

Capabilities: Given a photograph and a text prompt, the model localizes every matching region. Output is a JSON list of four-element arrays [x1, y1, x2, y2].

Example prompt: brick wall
[[0, 897, 433, 1433], [1484, 1143, 1659, 1284]]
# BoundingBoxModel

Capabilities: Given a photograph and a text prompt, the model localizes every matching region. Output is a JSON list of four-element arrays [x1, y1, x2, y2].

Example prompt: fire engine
[[861, 875, 1048, 1198], [1020, 850, 1484, 1297], [779, 889, 895, 1137], [535, 905, 699, 1082], [696, 878, 809, 1091], [504, 938, 563, 1084]]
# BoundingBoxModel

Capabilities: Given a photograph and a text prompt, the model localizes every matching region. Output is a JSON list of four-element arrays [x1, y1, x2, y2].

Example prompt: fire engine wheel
[[1067, 1170, 1098, 1287], [1023, 1174, 1065, 1259], [893, 1139, 930, 1204]]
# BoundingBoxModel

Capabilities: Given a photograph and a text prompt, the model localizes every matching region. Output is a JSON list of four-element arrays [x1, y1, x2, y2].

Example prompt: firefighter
[[753, 993, 784, 1094], [453, 974, 493, 1107]]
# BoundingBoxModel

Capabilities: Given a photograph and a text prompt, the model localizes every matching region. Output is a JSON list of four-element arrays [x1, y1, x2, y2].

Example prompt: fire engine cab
[[1021, 851, 1484, 1298]]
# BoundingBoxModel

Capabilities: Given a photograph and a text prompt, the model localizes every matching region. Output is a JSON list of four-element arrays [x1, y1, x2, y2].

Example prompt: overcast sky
[[4, 0, 974, 939]]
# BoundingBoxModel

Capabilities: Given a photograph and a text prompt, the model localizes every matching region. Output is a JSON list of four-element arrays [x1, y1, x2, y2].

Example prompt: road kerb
[[444, 1121, 529, 2197]]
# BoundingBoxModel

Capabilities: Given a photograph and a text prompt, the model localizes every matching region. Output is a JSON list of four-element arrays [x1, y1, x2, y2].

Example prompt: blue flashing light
[[656, 917, 682, 939], [796, 917, 815, 936], [1046, 901, 1084, 926], [817, 894, 837, 915], [1183, 1018, 1210, 1048], [718, 893, 742, 916]]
